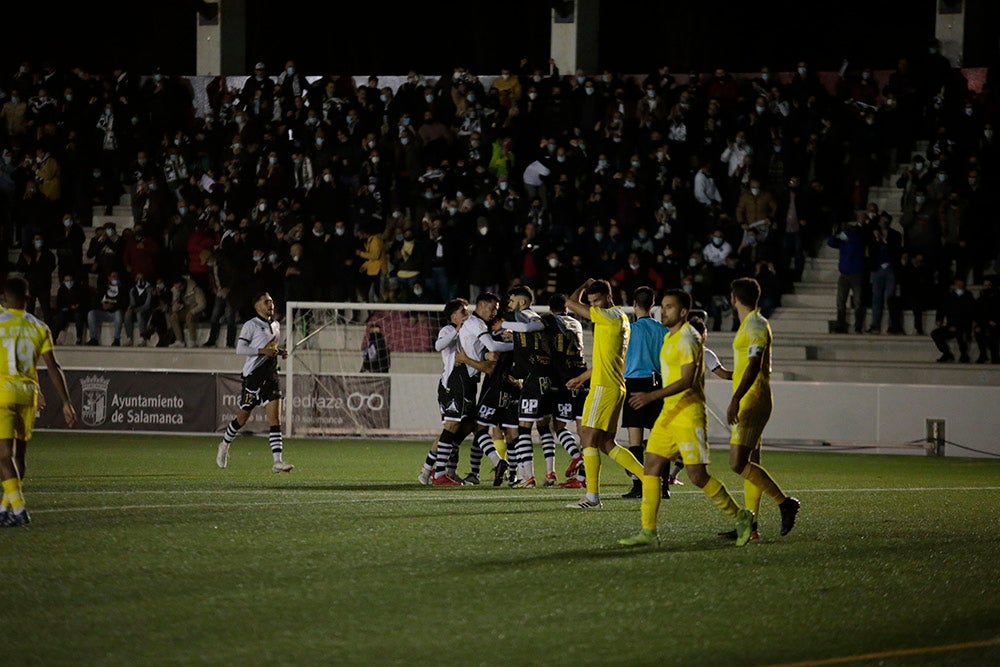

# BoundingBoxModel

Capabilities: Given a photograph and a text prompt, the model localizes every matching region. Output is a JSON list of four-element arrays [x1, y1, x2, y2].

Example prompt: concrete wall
[[395, 373, 1000, 459]]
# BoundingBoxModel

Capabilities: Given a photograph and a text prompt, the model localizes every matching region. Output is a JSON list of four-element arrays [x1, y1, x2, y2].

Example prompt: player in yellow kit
[[0, 277, 77, 526], [726, 277, 799, 538], [562, 279, 645, 509], [621, 289, 752, 546]]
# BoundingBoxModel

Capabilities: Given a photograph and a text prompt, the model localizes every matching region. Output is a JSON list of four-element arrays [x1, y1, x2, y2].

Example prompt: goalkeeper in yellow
[[1, 277, 77, 526], [621, 288, 753, 546], [725, 277, 799, 539]]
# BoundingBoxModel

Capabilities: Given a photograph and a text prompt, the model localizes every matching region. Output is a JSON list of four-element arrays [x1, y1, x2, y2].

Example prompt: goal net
[[282, 301, 453, 438]]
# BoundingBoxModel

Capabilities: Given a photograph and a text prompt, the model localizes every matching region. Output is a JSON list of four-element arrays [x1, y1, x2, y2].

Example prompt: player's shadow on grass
[[471, 540, 735, 569]]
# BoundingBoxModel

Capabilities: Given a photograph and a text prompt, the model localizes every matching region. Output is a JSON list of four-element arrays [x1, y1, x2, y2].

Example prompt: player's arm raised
[[565, 279, 594, 320]]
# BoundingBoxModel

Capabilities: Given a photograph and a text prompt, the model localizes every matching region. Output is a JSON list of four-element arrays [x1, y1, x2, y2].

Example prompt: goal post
[[282, 301, 454, 438]]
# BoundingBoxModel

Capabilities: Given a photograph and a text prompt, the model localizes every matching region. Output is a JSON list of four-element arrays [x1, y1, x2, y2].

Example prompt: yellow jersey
[[658, 321, 706, 428], [732, 309, 772, 397], [0, 307, 54, 405], [589, 306, 630, 390]]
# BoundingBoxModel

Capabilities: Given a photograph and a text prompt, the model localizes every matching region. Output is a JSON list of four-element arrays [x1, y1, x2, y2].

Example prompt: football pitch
[[7, 433, 1000, 666]]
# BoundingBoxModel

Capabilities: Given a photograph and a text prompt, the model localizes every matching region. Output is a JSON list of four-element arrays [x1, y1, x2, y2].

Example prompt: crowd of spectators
[[1, 44, 998, 356]]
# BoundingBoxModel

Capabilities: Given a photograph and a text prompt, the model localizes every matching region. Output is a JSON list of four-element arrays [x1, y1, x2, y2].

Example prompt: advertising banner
[[37, 370, 216, 432]]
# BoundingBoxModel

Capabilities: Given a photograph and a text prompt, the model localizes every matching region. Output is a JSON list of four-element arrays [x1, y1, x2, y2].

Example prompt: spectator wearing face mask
[[15, 233, 56, 322], [827, 220, 868, 334], [123, 273, 155, 347], [51, 273, 89, 345], [702, 229, 734, 269], [86, 269, 126, 346]]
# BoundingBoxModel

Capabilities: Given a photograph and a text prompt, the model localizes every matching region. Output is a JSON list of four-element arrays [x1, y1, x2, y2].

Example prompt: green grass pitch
[[6, 432, 1000, 666]]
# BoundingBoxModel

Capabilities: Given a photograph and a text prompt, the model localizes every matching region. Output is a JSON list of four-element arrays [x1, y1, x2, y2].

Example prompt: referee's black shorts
[[621, 375, 663, 429]]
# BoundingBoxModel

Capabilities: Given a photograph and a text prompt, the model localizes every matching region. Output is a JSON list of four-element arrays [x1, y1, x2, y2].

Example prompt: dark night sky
[[1, 1, 996, 78]]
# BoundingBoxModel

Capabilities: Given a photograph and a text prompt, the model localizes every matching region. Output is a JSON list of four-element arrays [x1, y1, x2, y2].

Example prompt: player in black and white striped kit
[[216, 292, 294, 473]]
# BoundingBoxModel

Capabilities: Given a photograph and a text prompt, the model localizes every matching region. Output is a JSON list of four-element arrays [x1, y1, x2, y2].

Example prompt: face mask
[[612, 136, 622, 143], [64, 280, 74, 289], [268, 253, 279, 263], [499, 182, 508, 191], [447, 207, 457, 216], [594, 233, 604, 241], [598, 160, 608, 169], [937, 173, 947, 182], [253, 254, 263, 262], [629, 263, 640, 270], [269, 157, 278, 165], [631, 161, 641, 169], [478, 227, 489, 237], [322, 173, 333, 183], [401, 137, 410, 146], [638, 233, 647, 240], [63, 218, 73, 228], [689, 258, 698, 267], [837, 231, 849, 241], [623, 181, 636, 189], [712, 237, 723, 246], [413, 287, 424, 297], [954, 289, 964, 296], [797, 67, 807, 76], [682, 284, 693, 293], [395, 233, 404, 242], [915, 196, 926, 204], [110, 279, 119, 286], [773, 146, 782, 153], [333, 227, 345, 236], [663, 202, 673, 210], [149, 183, 158, 191], [556, 155, 566, 163], [646, 90, 656, 98], [424, 191, 434, 200], [585, 87, 594, 96], [750, 187, 760, 196], [915, 163, 924, 171], [528, 92, 537, 101], [466, 94, 476, 103]]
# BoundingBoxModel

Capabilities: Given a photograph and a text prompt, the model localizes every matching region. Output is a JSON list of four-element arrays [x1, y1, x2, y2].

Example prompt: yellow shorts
[[646, 415, 708, 466], [581, 384, 625, 433], [0, 403, 37, 441], [730, 392, 772, 449]]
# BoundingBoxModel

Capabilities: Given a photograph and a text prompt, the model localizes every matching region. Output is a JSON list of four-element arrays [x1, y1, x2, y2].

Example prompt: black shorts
[[438, 369, 478, 422], [621, 375, 663, 429], [476, 373, 520, 428], [518, 374, 556, 422], [239, 366, 282, 411], [554, 382, 588, 423]]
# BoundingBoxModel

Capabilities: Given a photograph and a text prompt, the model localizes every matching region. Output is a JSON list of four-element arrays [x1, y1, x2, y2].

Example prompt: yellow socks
[[744, 478, 763, 519], [640, 475, 662, 530], [609, 444, 645, 478], [702, 476, 740, 519], [742, 462, 786, 504], [583, 447, 601, 496], [2, 478, 24, 512], [494, 438, 507, 460]]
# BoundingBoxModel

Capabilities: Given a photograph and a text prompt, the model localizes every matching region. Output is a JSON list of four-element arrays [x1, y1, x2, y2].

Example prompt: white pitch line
[[27, 485, 1000, 496], [25, 485, 1000, 515]]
